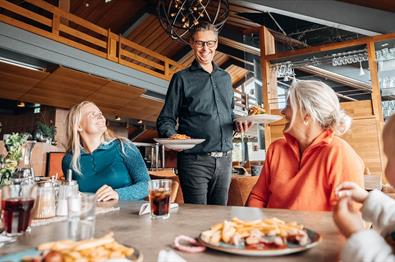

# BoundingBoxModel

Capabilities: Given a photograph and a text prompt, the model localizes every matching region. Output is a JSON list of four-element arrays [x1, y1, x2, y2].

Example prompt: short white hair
[[287, 79, 352, 136]]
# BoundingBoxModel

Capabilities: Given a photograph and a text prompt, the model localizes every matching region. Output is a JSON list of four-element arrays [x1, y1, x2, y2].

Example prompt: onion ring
[[173, 235, 206, 253]]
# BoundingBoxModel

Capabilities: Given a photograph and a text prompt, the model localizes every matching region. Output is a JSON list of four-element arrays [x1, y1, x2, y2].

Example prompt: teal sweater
[[62, 139, 149, 200]]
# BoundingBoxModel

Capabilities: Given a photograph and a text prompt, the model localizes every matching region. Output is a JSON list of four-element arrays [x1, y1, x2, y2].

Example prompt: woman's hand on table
[[96, 185, 119, 202], [335, 181, 369, 203], [333, 197, 364, 238]]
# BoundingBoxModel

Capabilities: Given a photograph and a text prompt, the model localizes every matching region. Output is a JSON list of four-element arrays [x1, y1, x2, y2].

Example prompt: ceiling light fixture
[[115, 115, 121, 121], [0, 57, 45, 71], [157, 0, 229, 44], [137, 120, 143, 124]]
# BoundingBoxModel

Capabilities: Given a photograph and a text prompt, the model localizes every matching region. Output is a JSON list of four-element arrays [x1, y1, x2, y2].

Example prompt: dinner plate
[[154, 138, 205, 151], [235, 114, 283, 124], [198, 228, 321, 256], [0, 244, 143, 262]]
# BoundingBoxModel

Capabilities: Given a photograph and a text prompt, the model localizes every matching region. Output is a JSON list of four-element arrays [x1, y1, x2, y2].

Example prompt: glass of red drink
[[148, 179, 172, 219], [1, 184, 35, 236]]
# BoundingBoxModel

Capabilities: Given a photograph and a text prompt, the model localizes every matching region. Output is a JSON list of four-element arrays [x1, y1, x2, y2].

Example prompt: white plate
[[154, 138, 205, 151], [235, 114, 282, 124], [198, 228, 321, 256]]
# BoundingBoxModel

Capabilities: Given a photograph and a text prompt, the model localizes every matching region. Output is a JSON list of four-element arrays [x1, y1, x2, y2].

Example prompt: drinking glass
[[68, 193, 96, 239], [1, 184, 35, 236], [149, 179, 172, 220]]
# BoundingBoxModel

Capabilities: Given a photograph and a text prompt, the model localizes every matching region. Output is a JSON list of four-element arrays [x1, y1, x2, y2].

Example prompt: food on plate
[[248, 105, 265, 116], [24, 233, 135, 262], [200, 217, 311, 249], [170, 134, 191, 140]]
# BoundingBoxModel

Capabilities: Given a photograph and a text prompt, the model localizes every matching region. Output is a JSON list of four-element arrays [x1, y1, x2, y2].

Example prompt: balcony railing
[[0, 0, 185, 80]]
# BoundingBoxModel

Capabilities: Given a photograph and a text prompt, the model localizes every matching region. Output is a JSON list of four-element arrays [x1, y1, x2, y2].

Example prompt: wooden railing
[[0, 0, 185, 80]]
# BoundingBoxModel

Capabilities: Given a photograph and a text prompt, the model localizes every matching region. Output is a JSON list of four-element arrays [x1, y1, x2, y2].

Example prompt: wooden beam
[[219, 36, 260, 56], [58, 0, 70, 25], [265, 37, 370, 61], [259, 26, 277, 148]]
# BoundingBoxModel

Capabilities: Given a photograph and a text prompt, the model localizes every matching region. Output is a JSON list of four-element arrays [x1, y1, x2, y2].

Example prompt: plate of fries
[[154, 138, 205, 151], [23, 232, 142, 262], [198, 217, 321, 256]]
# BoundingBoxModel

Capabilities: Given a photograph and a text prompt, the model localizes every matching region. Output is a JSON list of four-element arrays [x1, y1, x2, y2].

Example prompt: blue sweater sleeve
[[115, 141, 150, 200]]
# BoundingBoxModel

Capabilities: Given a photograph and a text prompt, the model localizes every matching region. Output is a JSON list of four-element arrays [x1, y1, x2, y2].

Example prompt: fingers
[[335, 196, 349, 213], [96, 186, 118, 202], [335, 181, 358, 192], [235, 121, 253, 132]]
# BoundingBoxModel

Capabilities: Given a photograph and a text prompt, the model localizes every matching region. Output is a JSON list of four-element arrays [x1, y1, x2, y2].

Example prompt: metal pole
[[161, 145, 165, 169], [155, 143, 159, 171]]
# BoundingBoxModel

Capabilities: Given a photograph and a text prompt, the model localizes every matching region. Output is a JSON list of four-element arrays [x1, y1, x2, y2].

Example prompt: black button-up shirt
[[157, 60, 234, 154]]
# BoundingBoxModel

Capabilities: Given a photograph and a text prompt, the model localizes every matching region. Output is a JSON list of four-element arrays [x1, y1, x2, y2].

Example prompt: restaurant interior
[[0, 0, 394, 261]]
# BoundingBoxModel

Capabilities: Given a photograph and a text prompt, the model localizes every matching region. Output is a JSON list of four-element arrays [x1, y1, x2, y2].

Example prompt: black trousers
[[177, 153, 232, 205]]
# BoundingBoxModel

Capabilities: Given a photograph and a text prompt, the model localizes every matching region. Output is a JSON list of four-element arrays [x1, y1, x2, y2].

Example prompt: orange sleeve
[[327, 142, 365, 209], [246, 145, 273, 208]]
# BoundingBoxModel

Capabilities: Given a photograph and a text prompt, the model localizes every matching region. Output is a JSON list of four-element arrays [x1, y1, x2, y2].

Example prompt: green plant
[[0, 133, 29, 185], [36, 121, 56, 140]]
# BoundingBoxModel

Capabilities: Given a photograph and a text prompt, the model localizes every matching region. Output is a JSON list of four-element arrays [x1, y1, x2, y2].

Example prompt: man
[[157, 22, 248, 205]]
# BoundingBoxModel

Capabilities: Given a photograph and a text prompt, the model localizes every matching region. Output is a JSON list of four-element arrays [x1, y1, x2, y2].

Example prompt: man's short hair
[[190, 22, 218, 40]]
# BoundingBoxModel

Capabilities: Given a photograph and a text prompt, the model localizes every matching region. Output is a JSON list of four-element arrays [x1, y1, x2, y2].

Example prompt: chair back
[[46, 152, 65, 179]]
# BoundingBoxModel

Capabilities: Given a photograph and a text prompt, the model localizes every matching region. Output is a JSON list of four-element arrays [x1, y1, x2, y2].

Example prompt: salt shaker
[[56, 169, 79, 217]]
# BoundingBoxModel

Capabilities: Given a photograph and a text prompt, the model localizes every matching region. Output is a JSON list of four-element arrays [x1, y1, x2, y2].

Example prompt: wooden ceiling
[[0, 61, 162, 122]]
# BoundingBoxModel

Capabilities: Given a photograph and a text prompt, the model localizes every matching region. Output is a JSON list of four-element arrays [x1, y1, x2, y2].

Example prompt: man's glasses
[[193, 40, 217, 48]]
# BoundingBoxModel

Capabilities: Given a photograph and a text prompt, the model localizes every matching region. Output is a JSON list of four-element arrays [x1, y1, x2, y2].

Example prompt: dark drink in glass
[[148, 179, 172, 219], [150, 189, 171, 216], [2, 198, 35, 236]]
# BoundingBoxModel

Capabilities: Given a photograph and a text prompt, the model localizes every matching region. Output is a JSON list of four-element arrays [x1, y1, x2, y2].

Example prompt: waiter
[[157, 22, 248, 205]]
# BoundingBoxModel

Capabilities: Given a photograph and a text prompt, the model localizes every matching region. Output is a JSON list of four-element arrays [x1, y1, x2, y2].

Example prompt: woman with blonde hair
[[62, 101, 149, 202], [247, 79, 364, 211]]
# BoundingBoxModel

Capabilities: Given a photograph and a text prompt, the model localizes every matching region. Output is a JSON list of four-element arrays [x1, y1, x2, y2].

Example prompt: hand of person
[[234, 121, 253, 133], [335, 181, 369, 203], [96, 184, 119, 202], [333, 197, 365, 238]]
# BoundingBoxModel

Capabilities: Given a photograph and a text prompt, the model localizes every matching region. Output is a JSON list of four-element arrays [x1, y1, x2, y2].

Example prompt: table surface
[[0, 202, 345, 261]]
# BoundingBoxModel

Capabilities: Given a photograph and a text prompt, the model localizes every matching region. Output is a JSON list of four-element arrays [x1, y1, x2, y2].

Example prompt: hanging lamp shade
[[157, 0, 229, 44]]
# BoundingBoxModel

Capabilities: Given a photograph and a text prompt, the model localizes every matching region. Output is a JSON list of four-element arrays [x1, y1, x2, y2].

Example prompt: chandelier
[[157, 0, 229, 44]]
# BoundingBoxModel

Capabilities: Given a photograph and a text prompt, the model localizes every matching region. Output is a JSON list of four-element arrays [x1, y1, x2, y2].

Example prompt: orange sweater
[[247, 130, 364, 211]]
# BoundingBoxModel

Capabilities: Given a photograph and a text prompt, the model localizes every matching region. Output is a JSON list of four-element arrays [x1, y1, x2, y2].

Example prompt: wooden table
[[0, 202, 345, 261]]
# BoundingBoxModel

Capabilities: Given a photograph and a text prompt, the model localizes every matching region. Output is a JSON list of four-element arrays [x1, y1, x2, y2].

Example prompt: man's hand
[[96, 184, 119, 202], [333, 197, 364, 238], [234, 121, 253, 133], [335, 181, 369, 203]]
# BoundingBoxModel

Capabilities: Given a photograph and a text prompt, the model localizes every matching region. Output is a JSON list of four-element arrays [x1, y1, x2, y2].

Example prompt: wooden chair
[[45, 152, 65, 179], [227, 175, 259, 206]]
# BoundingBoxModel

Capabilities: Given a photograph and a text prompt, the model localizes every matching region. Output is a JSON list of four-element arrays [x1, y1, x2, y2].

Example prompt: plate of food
[[154, 135, 205, 151], [198, 217, 321, 256], [235, 105, 282, 124], [16, 233, 143, 262]]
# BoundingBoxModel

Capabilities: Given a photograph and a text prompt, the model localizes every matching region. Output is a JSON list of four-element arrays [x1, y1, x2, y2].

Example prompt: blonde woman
[[62, 101, 149, 202], [247, 80, 364, 211]]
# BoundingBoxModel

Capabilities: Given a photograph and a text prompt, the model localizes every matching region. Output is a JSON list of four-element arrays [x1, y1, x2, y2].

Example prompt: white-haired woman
[[62, 101, 149, 202], [247, 80, 364, 211]]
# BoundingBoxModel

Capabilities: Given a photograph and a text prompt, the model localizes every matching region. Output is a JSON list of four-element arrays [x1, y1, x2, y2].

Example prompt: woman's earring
[[303, 120, 309, 126]]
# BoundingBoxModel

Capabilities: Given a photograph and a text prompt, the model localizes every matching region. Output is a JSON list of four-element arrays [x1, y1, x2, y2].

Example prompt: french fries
[[248, 105, 265, 116], [36, 232, 135, 262], [170, 134, 191, 140], [201, 217, 310, 249]]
